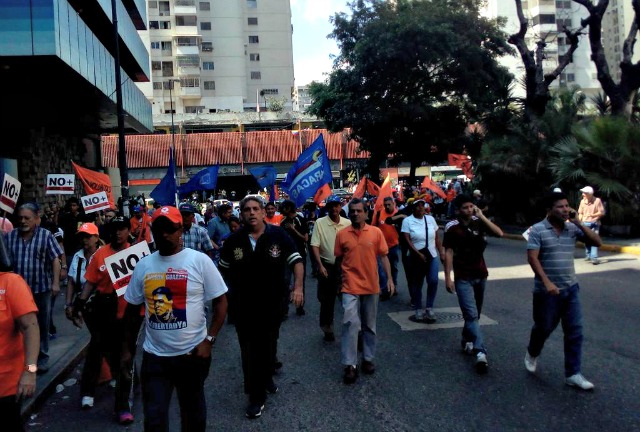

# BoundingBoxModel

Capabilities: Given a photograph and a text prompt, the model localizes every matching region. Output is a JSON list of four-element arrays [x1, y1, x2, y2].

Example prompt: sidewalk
[[21, 226, 640, 419]]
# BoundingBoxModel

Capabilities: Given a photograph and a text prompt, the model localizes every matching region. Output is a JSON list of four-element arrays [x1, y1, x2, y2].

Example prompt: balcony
[[176, 45, 199, 56], [174, 5, 197, 15], [178, 66, 201, 76], [179, 87, 202, 98], [175, 26, 199, 36]]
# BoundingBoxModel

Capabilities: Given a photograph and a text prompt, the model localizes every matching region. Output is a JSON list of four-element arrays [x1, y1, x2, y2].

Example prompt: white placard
[[81, 191, 111, 214], [0, 173, 21, 214], [104, 242, 151, 296], [46, 174, 75, 194], [522, 227, 532, 242]]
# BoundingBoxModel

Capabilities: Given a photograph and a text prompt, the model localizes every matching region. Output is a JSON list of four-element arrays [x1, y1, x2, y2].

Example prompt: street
[[27, 237, 640, 431]]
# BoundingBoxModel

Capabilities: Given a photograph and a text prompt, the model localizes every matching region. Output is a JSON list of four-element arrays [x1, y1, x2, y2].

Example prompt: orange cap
[[77, 222, 99, 236], [152, 206, 183, 225]]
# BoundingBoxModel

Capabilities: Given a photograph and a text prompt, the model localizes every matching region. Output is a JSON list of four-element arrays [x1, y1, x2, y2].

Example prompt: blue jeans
[[528, 284, 583, 377], [582, 222, 599, 259], [378, 245, 399, 292], [341, 294, 378, 366], [141, 351, 211, 432], [455, 279, 486, 353], [408, 251, 439, 310]]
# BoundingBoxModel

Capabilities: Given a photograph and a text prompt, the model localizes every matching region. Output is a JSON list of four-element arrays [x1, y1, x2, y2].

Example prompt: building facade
[[601, 0, 640, 82], [139, 0, 295, 116]]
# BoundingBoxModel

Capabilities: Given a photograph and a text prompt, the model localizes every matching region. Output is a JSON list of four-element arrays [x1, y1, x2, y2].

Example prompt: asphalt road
[[26, 237, 640, 431]]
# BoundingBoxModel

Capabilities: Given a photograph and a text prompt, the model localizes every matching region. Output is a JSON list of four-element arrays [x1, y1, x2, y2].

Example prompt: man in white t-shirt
[[124, 206, 228, 432]]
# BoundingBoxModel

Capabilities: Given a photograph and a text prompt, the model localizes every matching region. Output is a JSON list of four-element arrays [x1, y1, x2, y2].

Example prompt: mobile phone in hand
[[569, 211, 577, 219]]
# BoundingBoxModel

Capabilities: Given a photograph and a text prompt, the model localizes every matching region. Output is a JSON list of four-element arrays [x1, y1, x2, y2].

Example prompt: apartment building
[[292, 85, 314, 112], [141, 0, 295, 116], [601, 0, 640, 82]]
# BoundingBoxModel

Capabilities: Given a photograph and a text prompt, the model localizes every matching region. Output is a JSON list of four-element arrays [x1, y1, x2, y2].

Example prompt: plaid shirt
[[5, 226, 64, 294], [182, 224, 214, 254]]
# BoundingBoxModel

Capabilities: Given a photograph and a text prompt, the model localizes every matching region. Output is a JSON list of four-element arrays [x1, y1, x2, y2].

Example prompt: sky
[[290, 0, 350, 86]]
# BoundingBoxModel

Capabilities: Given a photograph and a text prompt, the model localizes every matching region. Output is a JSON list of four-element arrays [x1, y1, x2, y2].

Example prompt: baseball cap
[[413, 198, 427, 205], [473, 189, 482, 196], [77, 222, 99, 236], [553, 187, 562, 193], [580, 186, 594, 194], [152, 206, 183, 225], [107, 215, 131, 230], [178, 202, 198, 214], [132, 205, 142, 212]]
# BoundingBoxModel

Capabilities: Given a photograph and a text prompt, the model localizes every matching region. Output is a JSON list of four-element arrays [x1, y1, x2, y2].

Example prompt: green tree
[[307, 0, 513, 180]]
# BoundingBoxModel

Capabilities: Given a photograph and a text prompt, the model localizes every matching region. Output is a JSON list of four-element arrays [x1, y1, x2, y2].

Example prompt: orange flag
[[313, 183, 332, 204], [448, 153, 469, 168], [352, 177, 367, 199], [421, 176, 447, 199], [372, 174, 392, 225], [366, 180, 380, 197], [72, 161, 116, 207]]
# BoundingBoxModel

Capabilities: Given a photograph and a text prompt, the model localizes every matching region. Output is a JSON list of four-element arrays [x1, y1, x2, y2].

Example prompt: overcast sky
[[290, 0, 350, 86]]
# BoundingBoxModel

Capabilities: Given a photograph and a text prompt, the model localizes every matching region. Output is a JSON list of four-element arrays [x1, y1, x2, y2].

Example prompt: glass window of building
[[200, 22, 212, 30], [250, 53, 260, 61], [247, 0, 257, 8], [249, 35, 259, 43], [177, 16, 198, 26], [203, 61, 215, 70], [248, 17, 258, 25], [251, 71, 261, 79], [199, 2, 210, 10], [201, 42, 213, 52], [204, 81, 216, 90]]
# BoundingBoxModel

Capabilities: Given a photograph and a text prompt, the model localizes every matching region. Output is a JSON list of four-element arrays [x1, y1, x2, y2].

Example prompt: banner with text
[[46, 174, 75, 195], [0, 173, 21, 214], [81, 191, 111, 214], [104, 242, 151, 296]]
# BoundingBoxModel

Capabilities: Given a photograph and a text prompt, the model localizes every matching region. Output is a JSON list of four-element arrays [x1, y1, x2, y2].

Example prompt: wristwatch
[[61, 265, 68, 270], [205, 335, 216, 345], [25, 364, 38, 373]]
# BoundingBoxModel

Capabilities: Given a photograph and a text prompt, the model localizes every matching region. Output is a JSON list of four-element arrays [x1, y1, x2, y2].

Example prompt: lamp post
[[167, 78, 180, 205]]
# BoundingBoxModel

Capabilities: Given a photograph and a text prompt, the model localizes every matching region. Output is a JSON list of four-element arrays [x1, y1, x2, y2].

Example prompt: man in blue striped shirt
[[5, 202, 64, 372], [525, 192, 601, 390]]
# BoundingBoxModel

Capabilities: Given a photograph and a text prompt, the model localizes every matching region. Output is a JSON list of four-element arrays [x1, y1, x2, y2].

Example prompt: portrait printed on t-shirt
[[144, 270, 188, 330]]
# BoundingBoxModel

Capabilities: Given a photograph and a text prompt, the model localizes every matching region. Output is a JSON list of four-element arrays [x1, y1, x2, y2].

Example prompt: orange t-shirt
[[335, 224, 388, 295], [0, 272, 38, 397], [130, 214, 152, 244], [265, 214, 284, 226], [376, 209, 399, 248], [84, 243, 142, 319]]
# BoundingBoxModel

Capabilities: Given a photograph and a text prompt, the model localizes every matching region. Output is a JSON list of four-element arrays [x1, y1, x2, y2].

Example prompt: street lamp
[[166, 78, 180, 147]]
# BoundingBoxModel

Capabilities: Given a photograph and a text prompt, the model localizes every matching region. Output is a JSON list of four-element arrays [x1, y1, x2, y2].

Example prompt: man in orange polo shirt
[[335, 198, 394, 384], [264, 202, 283, 226]]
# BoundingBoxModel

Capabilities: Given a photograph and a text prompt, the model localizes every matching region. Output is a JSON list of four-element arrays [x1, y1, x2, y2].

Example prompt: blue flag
[[150, 149, 177, 205], [178, 165, 219, 197], [281, 134, 333, 207], [249, 165, 277, 201]]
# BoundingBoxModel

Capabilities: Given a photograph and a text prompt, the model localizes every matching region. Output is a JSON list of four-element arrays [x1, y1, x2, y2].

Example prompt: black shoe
[[323, 331, 335, 342], [379, 292, 391, 302], [246, 403, 265, 419], [361, 360, 375, 375], [266, 380, 279, 394], [343, 366, 358, 384], [296, 307, 306, 316], [273, 360, 283, 375]]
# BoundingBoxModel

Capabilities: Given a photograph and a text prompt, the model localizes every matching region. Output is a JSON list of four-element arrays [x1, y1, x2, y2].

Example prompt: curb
[[502, 233, 640, 256]]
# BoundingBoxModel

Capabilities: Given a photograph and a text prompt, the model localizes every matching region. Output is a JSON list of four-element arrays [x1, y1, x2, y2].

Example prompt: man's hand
[[51, 282, 60, 297], [568, 207, 580, 225], [291, 286, 304, 307], [386, 280, 395, 296], [317, 264, 328, 278], [417, 252, 427, 262], [60, 268, 68, 280], [446, 279, 455, 294], [16, 371, 36, 400], [192, 339, 213, 359], [545, 282, 560, 296]]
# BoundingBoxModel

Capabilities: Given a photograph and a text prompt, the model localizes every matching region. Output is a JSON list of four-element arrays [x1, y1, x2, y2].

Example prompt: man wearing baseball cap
[[130, 204, 152, 247], [124, 206, 228, 431], [179, 202, 215, 259], [577, 186, 605, 264]]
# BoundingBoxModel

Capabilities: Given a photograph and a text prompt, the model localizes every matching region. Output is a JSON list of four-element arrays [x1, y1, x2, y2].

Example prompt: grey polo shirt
[[527, 218, 584, 293]]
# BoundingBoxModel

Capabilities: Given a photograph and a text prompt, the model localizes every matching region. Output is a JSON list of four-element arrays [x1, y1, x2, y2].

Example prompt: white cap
[[553, 187, 562, 193], [473, 189, 481, 196], [580, 186, 594, 194]]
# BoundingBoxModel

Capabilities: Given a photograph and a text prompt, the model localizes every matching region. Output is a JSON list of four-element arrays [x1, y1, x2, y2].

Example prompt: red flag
[[460, 159, 474, 180], [421, 176, 447, 199], [366, 180, 380, 196], [372, 174, 392, 225], [313, 183, 332, 204], [72, 161, 116, 207], [448, 153, 469, 168], [352, 177, 367, 199]]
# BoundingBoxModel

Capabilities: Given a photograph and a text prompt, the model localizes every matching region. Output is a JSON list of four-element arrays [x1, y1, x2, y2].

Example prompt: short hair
[[66, 197, 79, 206], [240, 196, 264, 211], [544, 192, 568, 210], [18, 202, 40, 215], [280, 199, 296, 213], [383, 196, 394, 203], [228, 216, 241, 225], [265, 201, 276, 208], [454, 194, 474, 209], [348, 197, 364, 210], [217, 203, 232, 214]]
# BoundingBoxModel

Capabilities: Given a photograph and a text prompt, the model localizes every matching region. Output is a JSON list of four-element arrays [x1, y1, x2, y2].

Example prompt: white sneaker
[[463, 342, 474, 355], [81, 395, 94, 409], [108, 379, 117, 389], [565, 373, 594, 390], [524, 351, 538, 373], [475, 352, 488, 374]]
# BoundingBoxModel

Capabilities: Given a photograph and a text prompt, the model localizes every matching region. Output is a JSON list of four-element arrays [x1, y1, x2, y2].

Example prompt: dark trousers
[[141, 351, 212, 432], [236, 321, 280, 405], [400, 244, 412, 290], [0, 395, 23, 432], [317, 261, 340, 328], [32, 292, 51, 365]]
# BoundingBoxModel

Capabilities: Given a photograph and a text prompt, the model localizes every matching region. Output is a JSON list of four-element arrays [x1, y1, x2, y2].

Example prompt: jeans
[[407, 250, 439, 310], [235, 322, 280, 405], [317, 261, 340, 328], [527, 283, 583, 377], [141, 351, 212, 432], [378, 245, 399, 292], [32, 291, 51, 365], [582, 222, 599, 259], [454, 279, 487, 353], [341, 294, 378, 366]]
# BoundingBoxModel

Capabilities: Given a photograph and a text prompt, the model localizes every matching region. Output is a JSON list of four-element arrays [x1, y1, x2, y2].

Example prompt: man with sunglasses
[[124, 206, 228, 432]]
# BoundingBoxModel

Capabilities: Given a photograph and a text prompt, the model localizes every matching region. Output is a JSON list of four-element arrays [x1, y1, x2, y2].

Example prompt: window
[[247, 0, 257, 8], [149, 21, 159, 29], [533, 14, 555, 25], [177, 37, 198, 46], [251, 71, 261, 79], [249, 53, 260, 61], [249, 35, 259, 43], [567, 73, 575, 82], [201, 42, 213, 52], [153, 82, 163, 90], [204, 81, 216, 90], [148, 1, 158, 8], [158, 1, 170, 15], [199, 2, 210, 10], [162, 81, 174, 90], [185, 106, 205, 114], [161, 41, 172, 51], [203, 61, 215, 70], [177, 55, 200, 67], [248, 17, 258, 25], [151, 41, 161, 50], [180, 77, 200, 87], [152, 61, 162, 70], [160, 21, 171, 29], [176, 16, 197, 26], [556, 19, 571, 30], [161, 61, 174, 76], [200, 22, 211, 30], [262, 88, 278, 95]]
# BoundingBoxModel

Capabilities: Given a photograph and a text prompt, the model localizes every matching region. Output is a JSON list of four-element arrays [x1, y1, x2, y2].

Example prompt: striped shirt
[[5, 227, 64, 294], [182, 224, 214, 254], [527, 218, 584, 292]]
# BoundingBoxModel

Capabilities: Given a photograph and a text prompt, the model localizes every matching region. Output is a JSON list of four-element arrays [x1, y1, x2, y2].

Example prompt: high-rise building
[[140, 0, 295, 116], [483, 0, 600, 99], [601, 0, 640, 82]]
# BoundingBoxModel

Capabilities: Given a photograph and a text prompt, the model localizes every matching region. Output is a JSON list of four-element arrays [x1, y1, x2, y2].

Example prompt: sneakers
[[109, 379, 117, 389], [565, 373, 594, 390], [475, 352, 489, 374], [266, 380, 279, 394], [343, 365, 358, 384], [414, 311, 426, 321], [117, 411, 134, 425], [81, 396, 94, 409], [524, 351, 538, 373], [425, 309, 436, 323], [361, 360, 375, 375], [462, 342, 474, 355], [584, 256, 591, 261], [591, 258, 600, 265], [245, 403, 265, 419]]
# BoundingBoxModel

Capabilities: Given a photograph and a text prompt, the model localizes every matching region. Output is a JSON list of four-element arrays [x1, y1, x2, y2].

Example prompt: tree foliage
[[307, 0, 513, 179]]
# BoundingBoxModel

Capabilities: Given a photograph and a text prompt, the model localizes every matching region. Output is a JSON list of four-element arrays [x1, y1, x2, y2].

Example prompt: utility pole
[[112, 0, 129, 216]]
